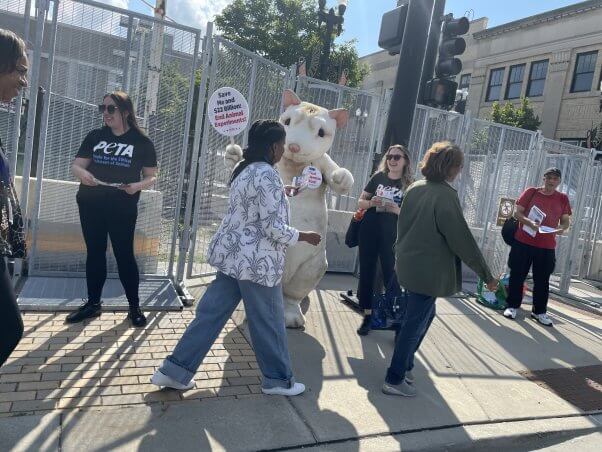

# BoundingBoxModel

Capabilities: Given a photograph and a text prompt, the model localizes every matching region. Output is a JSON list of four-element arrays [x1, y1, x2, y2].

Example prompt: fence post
[[479, 127, 506, 258], [167, 31, 201, 280], [19, 0, 49, 222], [242, 58, 258, 148], [175, 23, 213, 284], [27, 0, 60, 273], [123, 15, 134, 92]]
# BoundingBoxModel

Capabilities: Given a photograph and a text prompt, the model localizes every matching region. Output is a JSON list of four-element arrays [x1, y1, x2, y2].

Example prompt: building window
[[571, 51, 598, 93], [505, 64, 525, 99], [526, 60, 548, 97], [459, 73, 471, 90], [560, 138, 588, 148], [486, 68, 504, 101]]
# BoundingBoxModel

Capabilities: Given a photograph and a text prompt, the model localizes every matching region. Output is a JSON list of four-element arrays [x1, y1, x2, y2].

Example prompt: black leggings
[[0, 257, 23, 367], [77, 188, 140, 306], [357, 211, 397, 310]]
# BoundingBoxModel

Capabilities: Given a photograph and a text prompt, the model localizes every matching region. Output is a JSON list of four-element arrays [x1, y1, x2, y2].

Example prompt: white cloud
[[166, 0, 234, 31], [105, 0, 129, 8]]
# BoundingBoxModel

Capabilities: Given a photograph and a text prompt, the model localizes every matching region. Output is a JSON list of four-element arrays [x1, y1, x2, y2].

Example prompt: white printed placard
[[207, 87, 249, 137]]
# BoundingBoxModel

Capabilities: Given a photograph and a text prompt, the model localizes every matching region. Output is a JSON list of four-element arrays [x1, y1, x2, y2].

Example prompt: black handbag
[[501, 188, 537, 246], [345, 214, 362, 248]]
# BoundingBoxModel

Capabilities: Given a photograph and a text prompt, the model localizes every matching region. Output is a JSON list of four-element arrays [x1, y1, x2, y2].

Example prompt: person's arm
[[557, 214, 570, 234], [121, 167, 158, 195], [358, 191, 383, 210], [435, 193, 496, 287], [514, 188, 540, 229], [71, 157, 97, 186]]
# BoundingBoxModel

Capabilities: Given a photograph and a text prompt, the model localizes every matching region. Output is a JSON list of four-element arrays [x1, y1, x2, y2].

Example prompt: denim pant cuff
[[385, 368, 404, 385], [161, 356, 195, 386], [261, 375, 295, 390]]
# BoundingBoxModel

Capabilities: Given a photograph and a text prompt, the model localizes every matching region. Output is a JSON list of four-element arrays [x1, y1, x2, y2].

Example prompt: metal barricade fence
[[17, 0, 202, 280], [186, 36, 294, 278]]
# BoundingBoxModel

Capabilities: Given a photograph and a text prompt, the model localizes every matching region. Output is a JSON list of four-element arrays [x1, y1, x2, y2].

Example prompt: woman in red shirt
[[503, 168, 571, 326]]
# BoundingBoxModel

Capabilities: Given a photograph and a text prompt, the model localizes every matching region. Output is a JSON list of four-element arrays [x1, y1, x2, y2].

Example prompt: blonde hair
[[376, 145, 414, 189], [419, 141, 464, 182]]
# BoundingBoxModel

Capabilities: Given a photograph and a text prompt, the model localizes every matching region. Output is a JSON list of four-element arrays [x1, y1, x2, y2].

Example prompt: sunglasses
[[386, 154, 405, 161], [98, 104, 118, 114]]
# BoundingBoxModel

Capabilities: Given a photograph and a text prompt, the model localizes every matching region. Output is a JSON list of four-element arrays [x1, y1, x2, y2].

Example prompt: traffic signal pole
[[383, 0, 435, 149]]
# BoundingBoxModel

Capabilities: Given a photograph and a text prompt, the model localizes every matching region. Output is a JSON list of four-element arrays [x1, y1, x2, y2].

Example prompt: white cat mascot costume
[[225, 89, 353, 327]]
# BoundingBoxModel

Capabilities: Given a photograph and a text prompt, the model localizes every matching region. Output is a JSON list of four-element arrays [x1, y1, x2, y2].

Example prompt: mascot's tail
[[224, 143, 243, 170]]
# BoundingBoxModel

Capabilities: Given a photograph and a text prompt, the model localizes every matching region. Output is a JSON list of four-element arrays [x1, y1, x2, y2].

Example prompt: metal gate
[[18, 0, 202, 281]]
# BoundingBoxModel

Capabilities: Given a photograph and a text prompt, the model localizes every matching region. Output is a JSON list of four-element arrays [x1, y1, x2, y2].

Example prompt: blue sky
[[125, 0, 581, 56]]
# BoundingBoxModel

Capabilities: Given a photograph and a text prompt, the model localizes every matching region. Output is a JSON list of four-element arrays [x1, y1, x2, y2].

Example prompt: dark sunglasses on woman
[[386, 154, 404, 161], [98, 104, 118, 114]]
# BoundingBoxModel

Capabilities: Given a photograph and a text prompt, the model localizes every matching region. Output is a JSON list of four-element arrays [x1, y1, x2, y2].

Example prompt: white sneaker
[[531, 312, 553, 327], [405, 370, 415, 384], [261, 382, 305, 396], [503, 307, 517, 319], [382, 381, 417, 397], [150, 370, 195, 390]]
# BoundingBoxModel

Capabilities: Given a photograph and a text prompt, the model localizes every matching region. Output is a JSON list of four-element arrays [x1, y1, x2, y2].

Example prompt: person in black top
[[356, 145, 413, 336], [66, 91, 158, 327], [0, 29, 28, 367]]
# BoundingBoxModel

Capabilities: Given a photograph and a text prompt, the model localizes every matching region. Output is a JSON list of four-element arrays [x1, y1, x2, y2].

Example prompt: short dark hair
[[0, 28, 26, 74], [420, 141, 464, 182]]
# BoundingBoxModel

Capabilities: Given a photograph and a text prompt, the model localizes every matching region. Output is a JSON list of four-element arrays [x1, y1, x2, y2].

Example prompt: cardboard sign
[[302, 166, 322, 189], [207, 87, 249, 137], [496, 197, 516, 226]]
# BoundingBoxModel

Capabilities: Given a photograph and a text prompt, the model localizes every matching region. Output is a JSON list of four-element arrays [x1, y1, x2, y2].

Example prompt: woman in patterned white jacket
[[152, 120, 321, 396]]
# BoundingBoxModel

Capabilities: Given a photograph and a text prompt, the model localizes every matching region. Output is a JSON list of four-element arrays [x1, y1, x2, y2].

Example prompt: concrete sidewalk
[[1, 274, 601, 451]]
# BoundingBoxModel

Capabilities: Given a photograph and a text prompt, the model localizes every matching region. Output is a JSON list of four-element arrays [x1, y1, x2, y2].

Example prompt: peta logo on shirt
[[376, 184, 403, 206], [93, 141, 134, 158]]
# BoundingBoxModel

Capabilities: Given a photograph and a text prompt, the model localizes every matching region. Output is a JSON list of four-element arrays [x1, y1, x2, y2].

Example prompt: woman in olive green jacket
[[382, 141, 498, 397]]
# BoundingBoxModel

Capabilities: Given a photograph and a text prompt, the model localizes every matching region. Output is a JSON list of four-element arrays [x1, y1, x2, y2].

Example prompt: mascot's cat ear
[[282, 89, 301, 108], [328, 109, 349, 128]]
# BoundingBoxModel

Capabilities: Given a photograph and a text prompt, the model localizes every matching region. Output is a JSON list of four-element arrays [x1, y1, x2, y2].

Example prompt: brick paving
[[0, 310, 261, 416], [519, 365, 602, 412]]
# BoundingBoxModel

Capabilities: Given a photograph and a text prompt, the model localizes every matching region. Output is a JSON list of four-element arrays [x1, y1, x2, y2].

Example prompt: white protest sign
[[207, 87, 249, 137]]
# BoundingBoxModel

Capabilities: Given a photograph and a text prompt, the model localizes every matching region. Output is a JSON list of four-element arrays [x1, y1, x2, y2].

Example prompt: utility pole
[[143, 0, 166, 127]]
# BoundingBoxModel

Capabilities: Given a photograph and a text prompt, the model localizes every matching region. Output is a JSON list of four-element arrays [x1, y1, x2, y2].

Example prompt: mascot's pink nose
[[288, 143, 301, 153]]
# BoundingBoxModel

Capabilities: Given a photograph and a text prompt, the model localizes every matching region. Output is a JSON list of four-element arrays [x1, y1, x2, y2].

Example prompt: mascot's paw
[[284, 302, 306, 329], [224, 144, 243, 169], [330, 168, 354, 194]]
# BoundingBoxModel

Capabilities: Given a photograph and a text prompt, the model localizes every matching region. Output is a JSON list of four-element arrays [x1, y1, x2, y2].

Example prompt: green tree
[[489, 97, 541, 131], [215, 0, 369, 88]]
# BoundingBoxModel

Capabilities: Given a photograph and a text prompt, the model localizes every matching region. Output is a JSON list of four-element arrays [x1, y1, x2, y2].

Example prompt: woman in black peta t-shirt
[[67, 91, 158, 327], [356, 145, 414, 336]]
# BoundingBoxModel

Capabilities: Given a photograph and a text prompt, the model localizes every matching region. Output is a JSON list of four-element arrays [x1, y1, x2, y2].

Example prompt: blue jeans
[[160, 272, 295, 389], [386, 291, 436, 385]]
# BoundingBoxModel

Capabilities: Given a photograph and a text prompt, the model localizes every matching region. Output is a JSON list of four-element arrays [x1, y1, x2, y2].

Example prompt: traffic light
[[378, 3, 409, 55], [424, 78, 457, 108], [435, 16, 469, 78]]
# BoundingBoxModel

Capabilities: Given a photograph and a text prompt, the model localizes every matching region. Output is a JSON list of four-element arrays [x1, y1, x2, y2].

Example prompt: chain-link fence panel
[[581, 162, 602, 282], [187, 37, 292, 277], [27, 0, 201, 279]]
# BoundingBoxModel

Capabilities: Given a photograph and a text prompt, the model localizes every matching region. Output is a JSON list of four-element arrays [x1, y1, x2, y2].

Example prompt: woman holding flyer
[[67, 91, 158, 327], [355, 145, 413, 336], [503, 167, 571, 326]]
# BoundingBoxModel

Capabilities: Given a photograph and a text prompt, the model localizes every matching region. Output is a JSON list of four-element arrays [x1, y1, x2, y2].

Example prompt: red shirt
[[514, 187, 572, 249]]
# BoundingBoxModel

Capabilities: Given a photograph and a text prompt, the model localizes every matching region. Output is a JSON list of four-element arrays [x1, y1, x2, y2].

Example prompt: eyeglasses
[[98, 104, 118, 114], [386, 154, 404, 161]]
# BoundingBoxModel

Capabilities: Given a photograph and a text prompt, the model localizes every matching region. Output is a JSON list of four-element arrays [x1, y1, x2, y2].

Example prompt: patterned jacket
[[0, 145, 26, 259], [207, 162, 299, 287]]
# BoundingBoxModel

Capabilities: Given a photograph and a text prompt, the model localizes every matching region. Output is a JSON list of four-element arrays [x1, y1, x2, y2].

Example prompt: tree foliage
[[489, 98, 541, 131], [214, 0, 369, 87]]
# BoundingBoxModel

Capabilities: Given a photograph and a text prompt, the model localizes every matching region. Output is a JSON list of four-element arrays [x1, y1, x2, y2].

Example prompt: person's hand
[[119, 183, 141, 195], [371, 197, 384, 207], [530, 219, 541, 230], [486, 278, 499, 292], [387, 204, 401, 215], [80, 171, 98, 186], [298, 231, 322, 246]]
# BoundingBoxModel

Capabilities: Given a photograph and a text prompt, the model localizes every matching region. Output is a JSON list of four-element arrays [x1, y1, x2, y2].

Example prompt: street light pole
[[317, 0, 347, 81]]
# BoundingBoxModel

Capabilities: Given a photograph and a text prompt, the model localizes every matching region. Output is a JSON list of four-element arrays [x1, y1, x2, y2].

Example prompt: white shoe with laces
[[261, 382, 305, 396], [503, 307, 517, 320], [405, 370, 415, 384], [531, 312, 553, 327], [150, 370, 195, 390]]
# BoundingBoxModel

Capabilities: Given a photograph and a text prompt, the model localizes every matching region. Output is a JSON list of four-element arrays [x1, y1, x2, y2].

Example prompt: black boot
[[128, 305, 147, 327], [65, 299, 102, 323], [357, 315, 372, 336]]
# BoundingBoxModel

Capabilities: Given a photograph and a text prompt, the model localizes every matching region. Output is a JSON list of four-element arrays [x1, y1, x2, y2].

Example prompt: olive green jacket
[[395, 180, 493, 297]]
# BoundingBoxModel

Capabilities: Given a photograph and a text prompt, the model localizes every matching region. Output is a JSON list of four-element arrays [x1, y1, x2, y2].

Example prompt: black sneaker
[[65, 299, 102, 323], [128, 306, 147, 327], [357, 315, 372, 336]]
